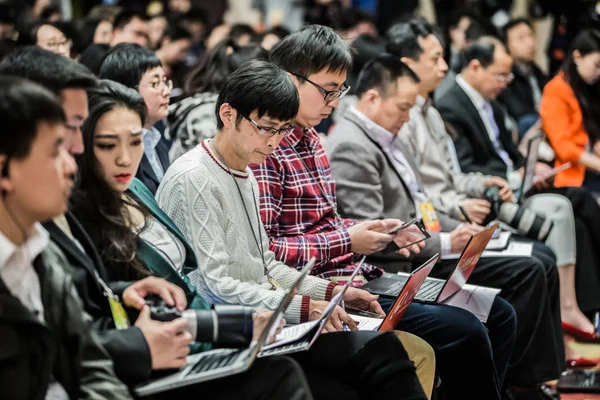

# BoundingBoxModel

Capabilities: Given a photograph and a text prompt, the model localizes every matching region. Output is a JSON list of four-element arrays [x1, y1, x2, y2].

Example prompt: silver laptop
[[259, 257, 365, 357], [134, 257, 316, 397], [518, 133, 543, 202]]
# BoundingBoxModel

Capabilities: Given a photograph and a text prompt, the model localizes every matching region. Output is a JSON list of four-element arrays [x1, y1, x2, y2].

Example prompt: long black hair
[[562, 29, 600, 144], [183, 38, 267, 96], [71, 79, 151, 281]]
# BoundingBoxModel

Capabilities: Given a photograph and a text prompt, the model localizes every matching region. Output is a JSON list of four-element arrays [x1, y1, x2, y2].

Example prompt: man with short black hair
[[99, 43, 171, 194], [0, 75, 131, 400], [158, 59, 430, 400], [498, 18, 549, 136], [111, 9, 149, 48], [251, 24, 508, 400]]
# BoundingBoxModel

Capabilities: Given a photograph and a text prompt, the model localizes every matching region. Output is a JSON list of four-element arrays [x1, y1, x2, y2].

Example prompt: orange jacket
[[540, 73, 589, 187]]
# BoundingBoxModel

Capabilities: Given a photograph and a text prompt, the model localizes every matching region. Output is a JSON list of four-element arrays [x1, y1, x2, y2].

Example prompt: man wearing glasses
[[436, 36, 553, 190], [250, 25, 508, 399], [99, 43, 172, 194]]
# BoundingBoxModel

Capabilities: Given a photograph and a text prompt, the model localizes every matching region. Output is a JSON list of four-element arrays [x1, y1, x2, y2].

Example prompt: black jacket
[[43, 213, 153, 384], [498, 63, 548, 122], [0, 241, 131, 400], [136, 139, 170, 195], [436, 80, 526, 179]]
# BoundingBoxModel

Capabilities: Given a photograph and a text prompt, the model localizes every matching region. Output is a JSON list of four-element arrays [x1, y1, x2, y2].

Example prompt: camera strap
[[93, 268, 130, 330]]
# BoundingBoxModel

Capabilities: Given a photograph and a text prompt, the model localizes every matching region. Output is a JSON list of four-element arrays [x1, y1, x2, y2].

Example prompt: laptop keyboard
[[391, 276, 443, 302], [260, 340, 308, 356], [187, 349, 245, 375], [416, 280, 444, 302]]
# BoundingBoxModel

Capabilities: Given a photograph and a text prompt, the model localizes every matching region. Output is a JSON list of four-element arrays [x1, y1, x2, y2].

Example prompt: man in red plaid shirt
[[250, 25, 518, 400]]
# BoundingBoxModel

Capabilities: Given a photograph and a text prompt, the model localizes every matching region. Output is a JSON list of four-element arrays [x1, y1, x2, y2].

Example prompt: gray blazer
[[325, 109, 460, 270], [398, 102, 490, 220]]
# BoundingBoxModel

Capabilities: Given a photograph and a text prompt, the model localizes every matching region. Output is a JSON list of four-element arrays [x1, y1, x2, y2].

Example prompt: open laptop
[[518, 133, 544, 202], [259, 257, 365, 357], [135, 257, 316, 397], [349, 254, 439, 331], [361, 223, 499, 304]]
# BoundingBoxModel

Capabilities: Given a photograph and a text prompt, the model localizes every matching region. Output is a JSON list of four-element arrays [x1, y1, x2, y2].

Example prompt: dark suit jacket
[[43, 213, 152, 384], [498, 63, 548, 122], [436, 80, 526, 180], [136, 138, 170, 195]]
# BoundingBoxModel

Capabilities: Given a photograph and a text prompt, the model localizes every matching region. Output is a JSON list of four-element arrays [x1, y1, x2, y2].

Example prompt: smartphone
[[385, 218, 417, 235]]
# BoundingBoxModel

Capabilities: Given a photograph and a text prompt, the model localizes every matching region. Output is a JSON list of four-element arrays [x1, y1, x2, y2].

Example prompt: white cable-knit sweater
[[156, 140, 333, 324]]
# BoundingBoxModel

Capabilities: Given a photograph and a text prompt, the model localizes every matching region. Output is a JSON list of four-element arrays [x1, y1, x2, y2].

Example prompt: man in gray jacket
[[326, 51, 564, 399]]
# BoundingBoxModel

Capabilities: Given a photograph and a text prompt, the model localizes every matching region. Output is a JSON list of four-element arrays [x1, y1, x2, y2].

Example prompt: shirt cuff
[[440, 232, 452, 257], [325, 282, 338, 301], [283, 295, 308, 324]]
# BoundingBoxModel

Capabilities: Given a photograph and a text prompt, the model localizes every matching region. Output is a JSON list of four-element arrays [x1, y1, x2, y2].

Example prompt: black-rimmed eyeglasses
[[242, 114, 295, 137], [290, 72, 350, 102]]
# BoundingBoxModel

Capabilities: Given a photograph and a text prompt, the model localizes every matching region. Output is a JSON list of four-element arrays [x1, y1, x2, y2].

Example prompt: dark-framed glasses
[[290, 72, 350, 102], [242, 114, 295, 137]]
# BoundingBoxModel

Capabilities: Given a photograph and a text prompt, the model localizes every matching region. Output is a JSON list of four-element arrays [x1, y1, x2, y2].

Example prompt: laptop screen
[[437, 223, 499, 303], [519, 134, 543, 201], [251, 257, 316, 357], [379, 254, 438, 331]]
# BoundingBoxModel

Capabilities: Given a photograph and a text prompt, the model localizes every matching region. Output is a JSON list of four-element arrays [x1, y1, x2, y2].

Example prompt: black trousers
[[148, 332, 427, 400], [292, 331, 428, 400], [379, 297, 515, 400], [148, 356, 313, 400], [433, 241, 565, 387], [544, 186, 600, 313]]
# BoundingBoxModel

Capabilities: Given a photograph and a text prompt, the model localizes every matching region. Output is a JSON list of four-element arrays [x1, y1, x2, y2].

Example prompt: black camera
[[485, 187, 553, 242], [145, 295, 254, 348]]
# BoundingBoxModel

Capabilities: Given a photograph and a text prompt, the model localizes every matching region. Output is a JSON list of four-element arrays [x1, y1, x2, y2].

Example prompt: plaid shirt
[[250, 127, 383, 281]]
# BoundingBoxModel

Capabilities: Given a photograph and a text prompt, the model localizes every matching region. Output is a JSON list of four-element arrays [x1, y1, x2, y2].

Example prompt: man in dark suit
[[0, 45, 193, 384], [99, 43, 172, 194], [498, 18, 549, 138], [436, 36, 553, 187]]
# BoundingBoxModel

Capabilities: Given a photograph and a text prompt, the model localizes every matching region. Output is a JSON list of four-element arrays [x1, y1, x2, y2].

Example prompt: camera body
[[145, 295, 254, 348], [484, 187, 553, 241]]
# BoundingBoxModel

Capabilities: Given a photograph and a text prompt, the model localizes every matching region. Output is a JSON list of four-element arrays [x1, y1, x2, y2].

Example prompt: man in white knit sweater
[[157, 59, 435, 399]]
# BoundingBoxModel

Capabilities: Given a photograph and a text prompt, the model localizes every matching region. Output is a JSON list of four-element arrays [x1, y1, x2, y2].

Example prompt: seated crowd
[[4, 3, 600, 400]]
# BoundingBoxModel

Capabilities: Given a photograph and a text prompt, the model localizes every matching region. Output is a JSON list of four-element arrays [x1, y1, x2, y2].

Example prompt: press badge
[[108, 295, 130, 330], [418, 201, 442, 232]]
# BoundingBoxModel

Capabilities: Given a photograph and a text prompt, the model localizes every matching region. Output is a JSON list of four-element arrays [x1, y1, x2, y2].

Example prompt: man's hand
[[449, 224, 483, 253], [135, 306, 193, 369], [123, 276, 187, 312], [533, 162, 553, 189], [253, 309, 285, 344], [459, 198, 492, 224], [308, 300, 358, 333], [484, 177, 515, 202], [333, 286, 385, 316], [379, 218, 425, 257], [348, 220, 394, 255]]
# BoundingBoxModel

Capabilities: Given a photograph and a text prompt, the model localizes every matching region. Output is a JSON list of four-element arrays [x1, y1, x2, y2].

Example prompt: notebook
[[134, 257, 316, 396], [361, 223, 499, 304], [259, 257, 365, 357]]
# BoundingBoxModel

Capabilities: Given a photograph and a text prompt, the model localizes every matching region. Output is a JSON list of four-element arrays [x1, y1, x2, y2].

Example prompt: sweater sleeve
[[156, 168, 307, 324]]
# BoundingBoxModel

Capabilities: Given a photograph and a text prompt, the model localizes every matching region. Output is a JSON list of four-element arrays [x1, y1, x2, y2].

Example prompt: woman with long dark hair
[[167, 38, 266, 161], [71, 79, 213, 321], [541, 29, 600, 193]]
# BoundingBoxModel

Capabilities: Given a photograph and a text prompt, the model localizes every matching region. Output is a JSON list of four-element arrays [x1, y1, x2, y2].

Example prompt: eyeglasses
[[290, 72, 350, 102], [41, 39, 72, 51], [242, 114, 295, 137], [138, 79, 173, 92], [493, 72, 514, 83]]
